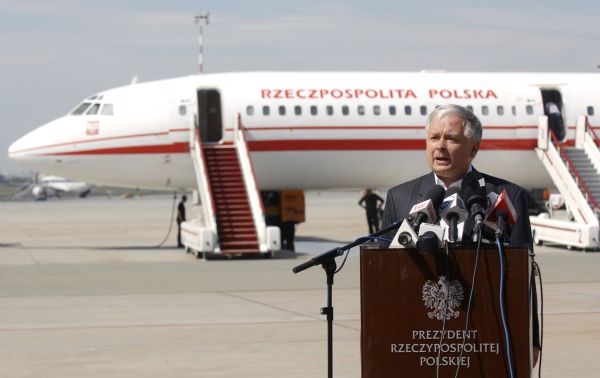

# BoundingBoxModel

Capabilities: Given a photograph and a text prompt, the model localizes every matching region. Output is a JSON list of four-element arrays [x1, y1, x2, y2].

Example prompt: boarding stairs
[[532, 115, 600, 249], [181, 115, 280, 258], [203, 144, 260, 253]]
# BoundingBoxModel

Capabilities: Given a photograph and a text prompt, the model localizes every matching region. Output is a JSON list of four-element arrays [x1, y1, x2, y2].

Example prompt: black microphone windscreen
[[461, 171, 486, 208], [425, 185, 446, 209], [444, 186, 462, 198]]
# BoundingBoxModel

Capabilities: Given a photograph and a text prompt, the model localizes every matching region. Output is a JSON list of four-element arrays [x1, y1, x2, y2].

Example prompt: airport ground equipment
[[182, 114, 280, 258], [532, 116, 600, 250], [361, 246, 533, 377]]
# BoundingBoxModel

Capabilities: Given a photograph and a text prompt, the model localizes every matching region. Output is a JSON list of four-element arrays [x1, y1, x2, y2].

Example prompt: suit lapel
[[417, 172, 436, 200]]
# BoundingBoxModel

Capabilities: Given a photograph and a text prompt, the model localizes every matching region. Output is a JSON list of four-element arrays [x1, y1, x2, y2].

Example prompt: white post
[[194, 13, 210, 74], [538, 116, 549, 150], [576, 115, 587, 149]]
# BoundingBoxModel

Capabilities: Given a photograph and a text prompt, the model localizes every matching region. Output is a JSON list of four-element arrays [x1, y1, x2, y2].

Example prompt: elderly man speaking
[[381, 104, 533, 248], [380, 103, 540, 366]]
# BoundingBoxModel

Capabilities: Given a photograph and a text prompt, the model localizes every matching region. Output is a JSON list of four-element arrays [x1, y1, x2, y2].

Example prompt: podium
[[360, 245, 532, 377]]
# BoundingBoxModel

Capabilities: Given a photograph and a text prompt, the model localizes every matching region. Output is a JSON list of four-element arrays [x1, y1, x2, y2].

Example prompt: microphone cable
[[435, 242, 452, 378], [496, 236, 515, 378], [453, 234, 482, 378], [334, 235, 390, 274], [532, 258, 544, 378], [153, 191, 178, 248]]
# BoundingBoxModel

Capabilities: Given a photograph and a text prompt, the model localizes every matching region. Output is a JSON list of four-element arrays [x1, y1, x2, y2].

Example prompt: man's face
[[426, 114, 480, 184]]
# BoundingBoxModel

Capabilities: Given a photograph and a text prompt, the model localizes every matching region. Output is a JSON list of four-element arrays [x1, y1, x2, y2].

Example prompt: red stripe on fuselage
[[246, 139, 538, 151], [41, 138, 540, 156], [45, 142, 189, 156]]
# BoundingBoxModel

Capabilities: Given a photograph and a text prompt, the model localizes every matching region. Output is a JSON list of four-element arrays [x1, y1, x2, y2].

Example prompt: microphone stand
[[292, 221, 402, 378]]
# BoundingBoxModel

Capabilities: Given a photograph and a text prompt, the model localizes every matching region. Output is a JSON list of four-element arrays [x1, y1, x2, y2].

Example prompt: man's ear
[[470, 141, 480, 158]]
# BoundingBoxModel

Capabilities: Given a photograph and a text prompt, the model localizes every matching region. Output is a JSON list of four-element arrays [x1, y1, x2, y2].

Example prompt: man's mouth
[[434, 156, 450, 164]]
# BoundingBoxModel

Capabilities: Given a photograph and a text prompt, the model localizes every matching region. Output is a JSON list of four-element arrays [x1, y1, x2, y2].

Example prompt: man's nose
[[435, 138, 447, 149]]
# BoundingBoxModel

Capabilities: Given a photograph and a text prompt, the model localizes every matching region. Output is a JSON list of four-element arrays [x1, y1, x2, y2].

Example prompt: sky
[[1, 0, 599, 175]]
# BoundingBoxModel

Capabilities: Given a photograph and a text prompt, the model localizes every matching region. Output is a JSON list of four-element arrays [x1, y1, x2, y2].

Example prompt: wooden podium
[[360, 245, 532, 377]]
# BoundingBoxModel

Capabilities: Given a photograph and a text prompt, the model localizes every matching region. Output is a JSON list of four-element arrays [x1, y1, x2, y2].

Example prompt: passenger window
[[389, 105, 396, 116], [511, 105, 516, 116], [357, 105, 365, 116], [178, 105, 187, 116], [101, 103, 114, 116], [405, 105, 412, 115], [526, 105, 533, 115], [262, 106, 270, 116], [481, 106, 489, 116], [420, 105, 427, 116], [342, 105, 349, 116], [497, 105, 504, 116], [86, 103, 100, 115], [326, 105, 334, 115], [310, 105, 318, 116], [246, 106, 254, 116], [278, 105, 286, 116], [373, 105, 381, 116], [588, 106, 594, 116], [294, 105, 302, 116], [71, 102, 92, 115]]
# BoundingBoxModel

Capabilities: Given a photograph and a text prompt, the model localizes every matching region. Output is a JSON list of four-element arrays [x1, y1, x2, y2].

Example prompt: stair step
[[212, 189, 247, 195], [213, 198, 249, 204], [220, 240, 259, 248], [209, 179, 244, 184], [220, 248, 260, 254], [219, 235, 259, 242], [218, 227, 256, 234], [217, 211, 252, 217], [216, 216, 254, 222]]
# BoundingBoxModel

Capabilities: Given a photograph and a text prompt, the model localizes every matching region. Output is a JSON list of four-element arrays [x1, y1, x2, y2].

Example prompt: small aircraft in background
[[31, 174, 93, 200]]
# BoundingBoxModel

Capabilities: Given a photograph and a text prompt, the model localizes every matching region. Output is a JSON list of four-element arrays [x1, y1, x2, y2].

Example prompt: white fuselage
[[8, 72, 600, 190]]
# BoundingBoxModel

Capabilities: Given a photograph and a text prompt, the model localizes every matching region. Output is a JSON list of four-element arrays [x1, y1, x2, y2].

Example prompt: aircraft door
[[541, 89, 566, 141], [197, 89, 223, 143]]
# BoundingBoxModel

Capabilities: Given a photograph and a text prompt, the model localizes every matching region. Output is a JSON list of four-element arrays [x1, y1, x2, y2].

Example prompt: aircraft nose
[[7, 134, 31, 161]]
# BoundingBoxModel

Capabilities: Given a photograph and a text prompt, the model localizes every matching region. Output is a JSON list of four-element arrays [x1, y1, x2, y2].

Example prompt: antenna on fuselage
[[194, 13, 210, 74]]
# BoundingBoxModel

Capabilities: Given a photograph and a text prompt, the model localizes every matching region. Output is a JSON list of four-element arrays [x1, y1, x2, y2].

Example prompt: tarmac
[[0, 191, 599, 377]]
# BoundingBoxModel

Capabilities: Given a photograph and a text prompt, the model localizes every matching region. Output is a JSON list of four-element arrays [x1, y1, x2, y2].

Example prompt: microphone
[[461, 172, 487, 241], [389, 218, 418, 248], [408, 185, 446, 233], [485, 183, 499, 209], [485, 189, 517, 241], [439, 187, 468, 243], [416, 231, 439, 253]]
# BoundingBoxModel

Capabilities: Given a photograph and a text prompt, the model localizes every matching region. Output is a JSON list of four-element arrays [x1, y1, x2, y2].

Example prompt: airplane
[[7, 71, 600, 254], [31, 174, 93, 200]]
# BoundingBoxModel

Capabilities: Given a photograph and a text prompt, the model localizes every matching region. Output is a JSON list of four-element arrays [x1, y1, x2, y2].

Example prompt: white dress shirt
[[433, 166, 473, 241]]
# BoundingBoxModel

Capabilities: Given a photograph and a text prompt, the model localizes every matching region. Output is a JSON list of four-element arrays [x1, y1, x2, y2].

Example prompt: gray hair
[[425, 104, 482, 142]]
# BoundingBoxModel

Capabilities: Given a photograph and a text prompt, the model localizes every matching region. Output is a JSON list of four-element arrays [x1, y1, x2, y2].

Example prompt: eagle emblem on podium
[[422, 276, 464, 320]]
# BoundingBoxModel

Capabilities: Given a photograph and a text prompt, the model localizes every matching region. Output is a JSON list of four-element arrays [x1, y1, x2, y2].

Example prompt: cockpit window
[[101, 103, 114, 115], [86, 103, 100, 115], [71, 102, 92, 115]]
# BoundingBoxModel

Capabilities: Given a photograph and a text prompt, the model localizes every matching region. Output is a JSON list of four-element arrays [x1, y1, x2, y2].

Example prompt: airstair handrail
[[233, 113, 267, 251], [586, 117, 600, 146], [550, 129, 599, 209], [190, 124, 217, 232]]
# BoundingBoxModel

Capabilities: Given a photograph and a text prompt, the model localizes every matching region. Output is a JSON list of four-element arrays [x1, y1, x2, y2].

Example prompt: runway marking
[[218, 291, 361, 332], [0, 317, 360, 333], [542, 311, 600, 317]]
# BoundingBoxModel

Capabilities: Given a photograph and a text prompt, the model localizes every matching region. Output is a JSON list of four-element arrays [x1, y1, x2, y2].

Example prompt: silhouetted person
[[358, 189, 384, 234], [545, 101, 565, 141], [176, 195, 187, 248]]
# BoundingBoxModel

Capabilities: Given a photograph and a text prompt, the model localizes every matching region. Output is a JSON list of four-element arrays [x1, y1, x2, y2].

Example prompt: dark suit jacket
[[381, 171, 533, 248]]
